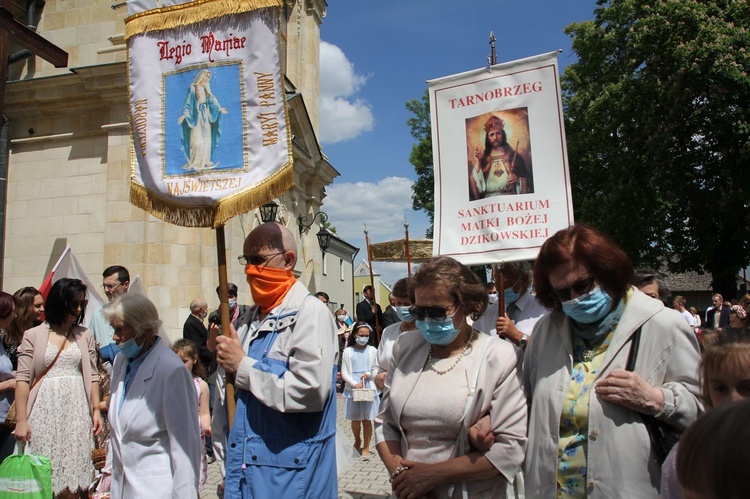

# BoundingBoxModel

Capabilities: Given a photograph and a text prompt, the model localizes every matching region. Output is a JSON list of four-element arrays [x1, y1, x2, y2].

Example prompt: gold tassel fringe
[[130, 163, 294, 228], [125, 0, 282, 40]]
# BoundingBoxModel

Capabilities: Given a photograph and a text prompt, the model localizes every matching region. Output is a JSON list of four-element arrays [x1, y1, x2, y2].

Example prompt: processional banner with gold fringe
[[369, 239, 434, 263], [428, 51, 574, 265], [125, 0, 291, 228]]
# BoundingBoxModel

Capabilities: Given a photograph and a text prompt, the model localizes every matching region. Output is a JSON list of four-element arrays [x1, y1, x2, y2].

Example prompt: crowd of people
[[0, 222, 749, 498]]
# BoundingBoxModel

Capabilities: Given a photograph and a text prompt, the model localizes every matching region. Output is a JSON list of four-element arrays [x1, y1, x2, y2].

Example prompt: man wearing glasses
[[215, 222, 338, 498], [89, 265, 130, 364]]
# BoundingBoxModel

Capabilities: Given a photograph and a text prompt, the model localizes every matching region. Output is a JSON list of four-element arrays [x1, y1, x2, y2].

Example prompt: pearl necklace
[[427, 331, 475, 375]]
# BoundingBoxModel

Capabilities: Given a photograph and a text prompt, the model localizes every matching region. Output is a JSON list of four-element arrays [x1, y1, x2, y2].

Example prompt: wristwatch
[[518, 334, 529, 350]]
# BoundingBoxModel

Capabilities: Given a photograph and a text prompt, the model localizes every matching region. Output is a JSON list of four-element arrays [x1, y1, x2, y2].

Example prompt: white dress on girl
[[193, 376, 207, 491], [341, 345, 379, 421]]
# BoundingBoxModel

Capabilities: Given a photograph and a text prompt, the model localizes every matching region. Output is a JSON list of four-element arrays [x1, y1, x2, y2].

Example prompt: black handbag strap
[[625, 326, 642, 372], [624, 324, 677, 464]]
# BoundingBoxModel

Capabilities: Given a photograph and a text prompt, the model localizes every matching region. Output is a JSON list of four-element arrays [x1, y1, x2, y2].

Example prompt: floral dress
[[28, 342, 94, 495], [557, 329, 617, 498]]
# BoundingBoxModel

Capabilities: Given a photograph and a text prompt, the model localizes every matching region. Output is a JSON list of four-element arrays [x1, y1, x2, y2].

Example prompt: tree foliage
[[406, 90, 435, 238], [563, 0, 750, 296]]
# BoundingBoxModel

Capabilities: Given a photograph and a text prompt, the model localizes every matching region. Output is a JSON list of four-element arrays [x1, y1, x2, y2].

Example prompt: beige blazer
[[16, 322, 98, 417], [375, 330, 527, 495], [522, 287, 703, 498]]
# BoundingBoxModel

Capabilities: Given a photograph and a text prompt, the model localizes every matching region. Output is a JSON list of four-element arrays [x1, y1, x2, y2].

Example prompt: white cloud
[[322, 177, 432, 286], [324, 177, 415, 241], [318, 41, 374, 144]]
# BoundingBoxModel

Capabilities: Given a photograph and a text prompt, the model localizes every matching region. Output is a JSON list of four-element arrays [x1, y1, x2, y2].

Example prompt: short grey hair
[[190, 298, 207, 313], [103, 293, 162, 338]]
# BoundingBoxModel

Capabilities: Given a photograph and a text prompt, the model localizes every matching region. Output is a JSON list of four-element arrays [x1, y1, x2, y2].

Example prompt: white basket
[[351, 388, 376, 402]]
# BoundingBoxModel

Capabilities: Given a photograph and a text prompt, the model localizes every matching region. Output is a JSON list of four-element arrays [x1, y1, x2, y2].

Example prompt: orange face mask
[[245, 265, 296, 312]]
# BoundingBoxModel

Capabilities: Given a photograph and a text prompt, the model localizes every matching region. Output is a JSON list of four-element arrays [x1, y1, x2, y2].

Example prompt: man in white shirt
[[473, 261, 549, 350], [88, 265, 130, 363], [673, 295, 696, 330]]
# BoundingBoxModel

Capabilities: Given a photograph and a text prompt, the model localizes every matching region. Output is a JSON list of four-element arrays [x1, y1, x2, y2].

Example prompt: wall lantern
[[259, 202, 279, 223], [317, 227, 332, 254]]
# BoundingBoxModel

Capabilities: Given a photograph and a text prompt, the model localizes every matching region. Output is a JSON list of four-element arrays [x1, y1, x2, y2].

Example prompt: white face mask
[[228, 298, 237, 309], [355, 336, 369, 346]]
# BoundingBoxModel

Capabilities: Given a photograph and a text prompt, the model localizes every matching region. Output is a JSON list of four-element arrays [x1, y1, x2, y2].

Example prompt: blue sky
[[317, 0, 599, 285]]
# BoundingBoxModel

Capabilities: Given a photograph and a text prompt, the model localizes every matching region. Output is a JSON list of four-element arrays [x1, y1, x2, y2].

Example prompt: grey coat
[[522, 288, 703, 499]]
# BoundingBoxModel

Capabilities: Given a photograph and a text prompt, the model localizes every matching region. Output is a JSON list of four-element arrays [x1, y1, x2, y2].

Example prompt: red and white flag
[[38, 245, 106, 328]]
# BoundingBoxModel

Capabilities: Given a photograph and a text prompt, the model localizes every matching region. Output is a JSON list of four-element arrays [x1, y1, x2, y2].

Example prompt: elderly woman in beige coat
[[523, 224, 702, 498], [376, 256, 527, 499]]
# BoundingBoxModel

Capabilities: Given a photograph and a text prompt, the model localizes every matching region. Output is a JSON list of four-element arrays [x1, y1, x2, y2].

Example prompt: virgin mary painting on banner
[[177, 68, 229, 171], [126, 0, 291, 228]]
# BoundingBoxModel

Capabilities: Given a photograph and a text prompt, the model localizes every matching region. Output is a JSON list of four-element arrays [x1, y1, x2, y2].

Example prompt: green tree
[[406, 90, 435, 238], [563, 0, 750, 297]]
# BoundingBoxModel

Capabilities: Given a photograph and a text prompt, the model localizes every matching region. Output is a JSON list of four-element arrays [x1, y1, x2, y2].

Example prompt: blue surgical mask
[[416, 313, 460, 346], [395, 306, 414, 322], [504, 287, 520, 305], [561, 285, 613, 325], [117, 337, 143, 360], [355, 336, 369, 346]]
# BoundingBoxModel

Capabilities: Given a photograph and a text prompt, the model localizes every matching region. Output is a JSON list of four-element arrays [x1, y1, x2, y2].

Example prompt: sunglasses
[[552, 276, 596, 302], [408, 304, 455, 321], [69, 300, 88, 310], [237, 252, 285, 266]]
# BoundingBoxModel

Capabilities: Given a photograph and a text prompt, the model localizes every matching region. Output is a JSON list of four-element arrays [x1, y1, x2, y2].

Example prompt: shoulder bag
[[3, 338, 68, 428]]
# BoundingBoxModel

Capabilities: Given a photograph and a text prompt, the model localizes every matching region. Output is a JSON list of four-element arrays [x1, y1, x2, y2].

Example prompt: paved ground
[[201, 393, 391, 498]]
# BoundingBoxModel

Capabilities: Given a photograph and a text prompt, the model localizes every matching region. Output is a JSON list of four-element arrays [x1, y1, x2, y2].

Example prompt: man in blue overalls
[[216, 222, 339, 498]]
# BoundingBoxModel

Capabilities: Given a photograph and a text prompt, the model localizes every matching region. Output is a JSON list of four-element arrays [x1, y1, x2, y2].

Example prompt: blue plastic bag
[[0, 443, 52, 498]]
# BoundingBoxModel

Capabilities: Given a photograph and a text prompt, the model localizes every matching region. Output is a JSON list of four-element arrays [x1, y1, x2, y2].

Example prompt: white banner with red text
[[428, 51, 574, 265], [125, 0, 291, 227]]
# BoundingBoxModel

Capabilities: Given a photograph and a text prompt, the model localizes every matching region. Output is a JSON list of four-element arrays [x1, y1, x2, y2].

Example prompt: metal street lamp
[[259, 202, 278, 223], [316, 227, 332, 254]]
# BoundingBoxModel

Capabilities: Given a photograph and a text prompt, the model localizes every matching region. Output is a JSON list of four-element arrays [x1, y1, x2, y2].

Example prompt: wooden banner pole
[[216, 225, 236, 429], [495, 262, 505, 324], [404, 217, 412, 278], [364, 225, 380, 342]]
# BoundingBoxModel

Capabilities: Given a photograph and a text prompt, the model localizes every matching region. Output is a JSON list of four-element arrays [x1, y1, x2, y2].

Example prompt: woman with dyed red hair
[[523, 224, 703, 498]]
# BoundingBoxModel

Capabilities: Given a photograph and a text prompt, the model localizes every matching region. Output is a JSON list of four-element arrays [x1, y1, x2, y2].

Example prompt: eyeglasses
[[237, 252, 285, 266], [102, 283, 120, 292], [408, 304, 456, 321], [552, 276, 596, 302]]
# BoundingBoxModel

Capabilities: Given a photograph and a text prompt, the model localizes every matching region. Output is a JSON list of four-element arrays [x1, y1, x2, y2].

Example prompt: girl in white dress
[[341, 322, 379, 461], [172, 338, 211, 492]]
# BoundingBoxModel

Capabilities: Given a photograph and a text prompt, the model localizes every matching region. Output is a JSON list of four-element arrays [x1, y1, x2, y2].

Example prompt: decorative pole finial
[[489, 31, 497, 66]]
